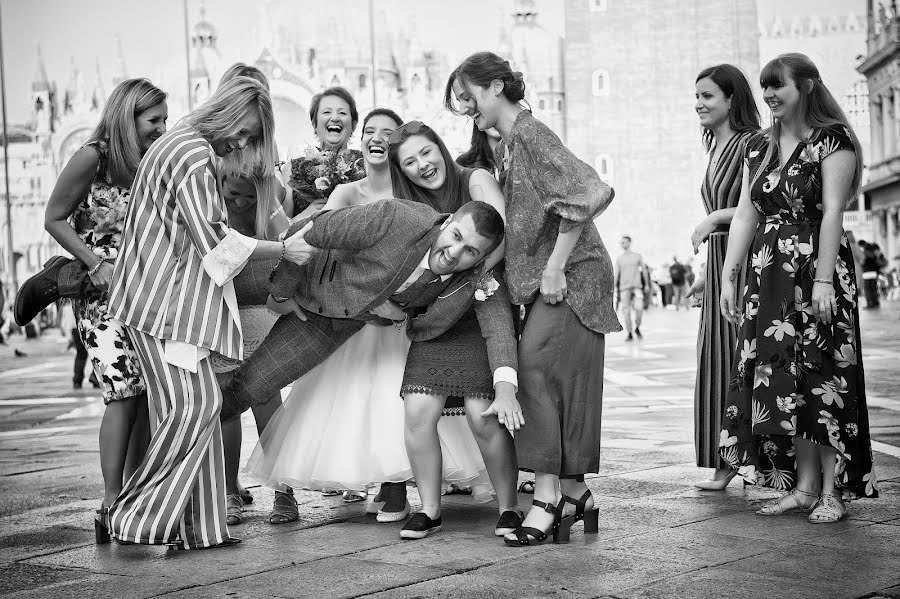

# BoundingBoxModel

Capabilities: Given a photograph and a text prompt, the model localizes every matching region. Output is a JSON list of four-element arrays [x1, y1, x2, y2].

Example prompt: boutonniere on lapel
[[474, 271, 500, 302]]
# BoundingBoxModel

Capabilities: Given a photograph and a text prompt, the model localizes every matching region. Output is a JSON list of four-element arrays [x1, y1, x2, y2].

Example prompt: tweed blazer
[[269, 199, 517, 372]]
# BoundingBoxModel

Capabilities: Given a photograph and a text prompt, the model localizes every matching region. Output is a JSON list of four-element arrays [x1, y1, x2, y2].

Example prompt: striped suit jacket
[[107, 124, 249, 360]]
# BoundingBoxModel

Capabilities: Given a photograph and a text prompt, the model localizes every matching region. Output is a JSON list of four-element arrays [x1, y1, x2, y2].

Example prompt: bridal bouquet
[[288, 146, 366, 214]]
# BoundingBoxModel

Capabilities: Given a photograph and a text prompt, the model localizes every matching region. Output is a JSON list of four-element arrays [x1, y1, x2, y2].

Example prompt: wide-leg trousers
[[514, 300, 606, 477], [108, 327, 229, 549]]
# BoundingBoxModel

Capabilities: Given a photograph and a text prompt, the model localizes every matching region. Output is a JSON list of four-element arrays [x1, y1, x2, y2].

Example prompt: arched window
[[595, 154, 613, 182], [358, 74, 367, 89], [556, 99, 563, 111], [330, 74, 341, 86], [590, 0, 608, 11], [538, 99, 546, 110], [592, 69, 610, 96]]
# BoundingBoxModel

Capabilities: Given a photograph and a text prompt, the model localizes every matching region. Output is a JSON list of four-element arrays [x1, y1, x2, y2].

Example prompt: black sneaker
[[635, 327, 643, 339], [494, 510, 524, 537], [400, 513, 442, 540], [626, 333, 634, 342]]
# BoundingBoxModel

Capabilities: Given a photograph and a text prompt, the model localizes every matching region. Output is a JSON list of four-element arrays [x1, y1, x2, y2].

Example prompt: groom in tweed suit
[[219, 198, 518, 421]]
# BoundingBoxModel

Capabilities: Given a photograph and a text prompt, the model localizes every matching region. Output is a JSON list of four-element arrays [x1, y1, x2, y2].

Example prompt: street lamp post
[[0, 4, 17, 293]]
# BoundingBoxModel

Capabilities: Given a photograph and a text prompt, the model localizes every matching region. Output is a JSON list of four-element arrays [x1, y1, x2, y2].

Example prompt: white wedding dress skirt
[[244, 323, 494, 502]]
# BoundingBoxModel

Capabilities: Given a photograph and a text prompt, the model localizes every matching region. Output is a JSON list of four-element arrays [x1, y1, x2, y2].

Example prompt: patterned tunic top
[[497, 111, 620, 334], [107, 124, 254, 360]]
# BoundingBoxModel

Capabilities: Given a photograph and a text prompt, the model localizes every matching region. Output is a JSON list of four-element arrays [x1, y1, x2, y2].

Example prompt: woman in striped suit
[[103, 77, 315, 550], [687, 65, 760, 490]]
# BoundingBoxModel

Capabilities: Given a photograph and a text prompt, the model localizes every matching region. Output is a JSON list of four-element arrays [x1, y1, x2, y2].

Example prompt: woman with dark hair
[[285, 86, 365, 219], [719, 53, 877, 522], [447, 51, 617, 546], [387, 120, 523, 541], [687, 64, 761, 490], [38, 78, 166, 538]]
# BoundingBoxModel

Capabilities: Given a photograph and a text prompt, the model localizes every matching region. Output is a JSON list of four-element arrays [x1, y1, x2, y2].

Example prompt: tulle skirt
[[244, 323, 494, 502]]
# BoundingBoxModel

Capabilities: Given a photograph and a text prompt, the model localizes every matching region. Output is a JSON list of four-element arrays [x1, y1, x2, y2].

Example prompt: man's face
[[428, 214, 496, 275], [620, 237, 631, 250]]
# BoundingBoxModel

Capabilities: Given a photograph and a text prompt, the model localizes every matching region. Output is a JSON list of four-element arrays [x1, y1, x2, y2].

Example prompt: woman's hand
[[811, 281, 837, 325], [281, 222, 316, 266], [686, 273, 706, 300], [88, 261, 114, 292], [540, 264, 567, 304], [691, 217, 716, 254], [719, 280, 739, 324]]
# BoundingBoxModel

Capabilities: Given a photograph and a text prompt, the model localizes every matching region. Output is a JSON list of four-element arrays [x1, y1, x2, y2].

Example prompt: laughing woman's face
[[314, 95, 354, 150], [397, 134, 447, 191]]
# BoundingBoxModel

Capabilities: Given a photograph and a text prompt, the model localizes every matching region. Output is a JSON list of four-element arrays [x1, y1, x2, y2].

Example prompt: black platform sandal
[[95, 507, 110, 545], [503, 499, 569, 546], [559, 490, 599, 538]]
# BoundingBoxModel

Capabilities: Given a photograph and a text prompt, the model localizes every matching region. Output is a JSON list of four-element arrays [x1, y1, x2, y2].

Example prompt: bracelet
[[88, 260, 104, 276], [813, 278, 833, 286]]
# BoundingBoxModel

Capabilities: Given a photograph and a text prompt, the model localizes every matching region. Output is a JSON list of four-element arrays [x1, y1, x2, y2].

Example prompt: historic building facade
[[858, 0, 900, 270]]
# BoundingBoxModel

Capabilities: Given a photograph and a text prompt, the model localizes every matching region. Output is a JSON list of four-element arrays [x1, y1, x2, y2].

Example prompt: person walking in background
[[615, 235, 648, 341], [858, 239, 885, 309], [686, 63, 760, 490], [719, 53, 877, 522], [669, 257, 688, 310]]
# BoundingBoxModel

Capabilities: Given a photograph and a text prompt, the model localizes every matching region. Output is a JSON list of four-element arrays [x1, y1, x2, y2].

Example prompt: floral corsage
[[474, 271, 500, 301]]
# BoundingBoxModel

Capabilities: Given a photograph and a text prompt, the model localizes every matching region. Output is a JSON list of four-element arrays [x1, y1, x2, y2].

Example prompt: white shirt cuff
[[202, 228, 258, 287], [493, 367, 518, 390]]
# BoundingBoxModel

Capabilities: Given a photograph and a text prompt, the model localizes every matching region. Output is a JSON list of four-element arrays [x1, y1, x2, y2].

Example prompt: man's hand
[[369, 300, 406, 322], [481, 382, 524, 436], [282, 221, 316, 266], [266, 294, 307, 321]]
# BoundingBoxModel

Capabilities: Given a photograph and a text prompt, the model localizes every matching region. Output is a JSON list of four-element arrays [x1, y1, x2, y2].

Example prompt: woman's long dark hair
[[388, 122, 465, 213], [444, 51, 527, 113], [456, 123, 497, 172], [695, 64, 760, 151], [753, 53, 864, 199]]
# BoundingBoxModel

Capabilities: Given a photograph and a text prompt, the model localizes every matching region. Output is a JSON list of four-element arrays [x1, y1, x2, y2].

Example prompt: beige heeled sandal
[[756, 488, 818, 516]]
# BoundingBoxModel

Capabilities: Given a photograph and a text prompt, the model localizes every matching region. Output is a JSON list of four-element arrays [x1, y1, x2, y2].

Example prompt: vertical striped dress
[[694, 130, 753, 468]]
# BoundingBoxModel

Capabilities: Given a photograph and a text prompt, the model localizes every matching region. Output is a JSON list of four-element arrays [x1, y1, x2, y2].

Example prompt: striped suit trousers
[[108, 327, 229, 549]]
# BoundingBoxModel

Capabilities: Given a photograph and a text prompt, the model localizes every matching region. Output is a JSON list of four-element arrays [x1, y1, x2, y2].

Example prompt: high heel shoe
[[95, 507, 110, 545], [558, 490, 599, 541], [693, 469, 737, 491], [504, 499, 563, 547]]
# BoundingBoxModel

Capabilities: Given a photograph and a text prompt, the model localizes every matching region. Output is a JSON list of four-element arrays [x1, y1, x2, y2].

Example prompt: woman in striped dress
[[103, 77, 315, 550], [688, 65, 760, 490]]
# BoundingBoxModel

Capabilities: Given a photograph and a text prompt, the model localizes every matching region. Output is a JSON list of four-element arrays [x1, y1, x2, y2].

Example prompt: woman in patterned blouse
[[446, 52, 618, 546], [42, 79, 167, 537]]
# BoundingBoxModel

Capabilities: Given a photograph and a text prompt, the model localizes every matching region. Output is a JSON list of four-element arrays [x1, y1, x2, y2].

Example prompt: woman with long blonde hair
[[718, 53, 877, 523], [102, 76, 314, 550], [38, 78, 166, 539]]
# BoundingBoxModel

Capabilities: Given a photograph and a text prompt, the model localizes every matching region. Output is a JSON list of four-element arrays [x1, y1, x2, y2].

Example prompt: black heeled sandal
[[504, 499, 569, 546], [95, 507, 110, 545], [560, 490, 599, 536]]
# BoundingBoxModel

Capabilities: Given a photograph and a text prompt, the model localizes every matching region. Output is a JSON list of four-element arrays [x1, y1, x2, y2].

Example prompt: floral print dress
[[718, 125, 877, 498], [71, 140, 145, 404]]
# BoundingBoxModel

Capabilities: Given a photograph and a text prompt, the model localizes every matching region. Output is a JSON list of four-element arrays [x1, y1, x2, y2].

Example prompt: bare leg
[[559, 477, 593, 517], [506, 472, 560, 541], [222, 417, 243, 496], [123, 395, 149, 482], [403, 393, 445, 519], [463, 396, 519, 514], [817, 443, 839, 497], [99, 396, 139, 507], [793, 437, 823, 495]]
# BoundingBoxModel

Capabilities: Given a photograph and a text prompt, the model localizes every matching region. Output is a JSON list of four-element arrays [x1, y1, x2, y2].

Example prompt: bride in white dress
[[244, 109, 493, 519]]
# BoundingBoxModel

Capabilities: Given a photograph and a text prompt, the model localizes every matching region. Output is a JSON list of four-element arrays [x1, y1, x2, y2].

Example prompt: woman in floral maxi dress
[[718, 54, 877, 524]]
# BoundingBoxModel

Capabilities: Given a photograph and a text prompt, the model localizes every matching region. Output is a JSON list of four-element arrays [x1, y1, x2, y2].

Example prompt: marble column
[[882, 92, 895, 160], [871, 97, 884, 164]]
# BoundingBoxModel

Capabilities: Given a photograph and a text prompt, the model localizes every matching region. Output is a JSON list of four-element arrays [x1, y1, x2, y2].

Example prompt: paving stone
[[471, 547, 702, 595], [0, 562, 93, 595], [674, 510, 872, 544], [0, 524, 92, 562], [202, 556, 445, 599], [8, 573, 185, 599], [361, 571, 597, 599]]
